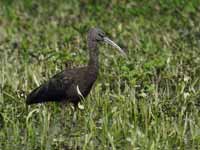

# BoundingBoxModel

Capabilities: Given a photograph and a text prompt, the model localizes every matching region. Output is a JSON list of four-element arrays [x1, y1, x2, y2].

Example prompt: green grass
[[0, 0, 200, 149]]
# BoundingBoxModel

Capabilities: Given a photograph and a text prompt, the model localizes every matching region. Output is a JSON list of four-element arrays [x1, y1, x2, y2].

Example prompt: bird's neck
[[88, 41, 99, 71]]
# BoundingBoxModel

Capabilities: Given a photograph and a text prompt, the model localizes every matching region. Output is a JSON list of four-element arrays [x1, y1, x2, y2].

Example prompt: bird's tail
[[26, 84, 49, 105]]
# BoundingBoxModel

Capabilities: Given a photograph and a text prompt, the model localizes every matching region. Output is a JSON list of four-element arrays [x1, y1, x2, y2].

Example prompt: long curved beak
[[103, 37, 126, 56]]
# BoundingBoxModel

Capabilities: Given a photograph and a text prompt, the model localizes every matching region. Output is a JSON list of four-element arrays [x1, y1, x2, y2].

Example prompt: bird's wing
[[26, 71, 74, 104]]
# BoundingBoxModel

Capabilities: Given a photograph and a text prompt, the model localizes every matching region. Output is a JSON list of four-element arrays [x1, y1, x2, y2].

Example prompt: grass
[[0, 0, 200, 149]]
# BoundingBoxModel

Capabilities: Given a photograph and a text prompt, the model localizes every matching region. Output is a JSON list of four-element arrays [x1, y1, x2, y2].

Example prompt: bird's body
[[26, 28, 125, 106], [27, 66, 98, 105]]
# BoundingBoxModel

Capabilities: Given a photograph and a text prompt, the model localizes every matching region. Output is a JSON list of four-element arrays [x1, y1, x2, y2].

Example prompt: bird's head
[[89, 28, 105, 42], [88, 28, 126, 56]]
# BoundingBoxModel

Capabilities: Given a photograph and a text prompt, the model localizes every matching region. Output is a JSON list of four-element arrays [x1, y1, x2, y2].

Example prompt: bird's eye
[[98, 32, 105, 37]]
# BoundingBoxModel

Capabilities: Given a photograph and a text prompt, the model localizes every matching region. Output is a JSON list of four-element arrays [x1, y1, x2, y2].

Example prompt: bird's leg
[[72, 111, 77, 128], [71, 85, 86, 127], [71, 101, 79, 128], [60, 100, 68, 127]]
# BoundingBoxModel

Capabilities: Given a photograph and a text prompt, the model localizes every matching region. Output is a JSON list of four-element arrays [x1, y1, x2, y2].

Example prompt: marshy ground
[[0, 1, 200, 149]]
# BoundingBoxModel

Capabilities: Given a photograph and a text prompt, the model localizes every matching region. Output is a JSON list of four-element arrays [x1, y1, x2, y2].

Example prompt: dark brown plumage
[[26, 28, 125, 106]]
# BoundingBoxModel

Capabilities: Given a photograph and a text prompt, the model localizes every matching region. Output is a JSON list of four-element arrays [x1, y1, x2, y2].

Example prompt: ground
[[0, 0, 200, 149]]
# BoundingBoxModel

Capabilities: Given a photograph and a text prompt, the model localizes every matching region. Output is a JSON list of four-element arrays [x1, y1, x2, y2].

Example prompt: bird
[[26, 28, 125, 106]]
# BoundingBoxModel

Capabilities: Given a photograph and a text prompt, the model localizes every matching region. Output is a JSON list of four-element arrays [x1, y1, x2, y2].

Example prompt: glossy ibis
[[26, 28, 125, 106]]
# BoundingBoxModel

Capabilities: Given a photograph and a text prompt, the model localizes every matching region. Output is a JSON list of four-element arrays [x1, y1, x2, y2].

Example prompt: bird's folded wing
[[26, 72, 73, 104]]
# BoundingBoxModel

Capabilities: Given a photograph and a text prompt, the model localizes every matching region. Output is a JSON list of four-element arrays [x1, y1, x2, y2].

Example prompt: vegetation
[[0, 0, 200, 149]]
